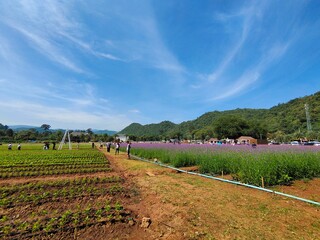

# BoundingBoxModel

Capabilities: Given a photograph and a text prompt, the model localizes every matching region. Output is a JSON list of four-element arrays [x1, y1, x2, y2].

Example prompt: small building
[[70, 131, 86, 137], [116, 134, 128, 142], [208, 138, 219, 144], [237, 136, 257, 145]]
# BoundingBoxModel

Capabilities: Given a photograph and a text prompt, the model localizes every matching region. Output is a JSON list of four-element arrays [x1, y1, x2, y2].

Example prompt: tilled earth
[[1, 148, 319, 239]]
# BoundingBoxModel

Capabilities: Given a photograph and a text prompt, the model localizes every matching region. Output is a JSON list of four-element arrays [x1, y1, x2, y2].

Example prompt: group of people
[[7, 142, 59, 151], [113, 141, 132, 159], [7, 141, 132, 158], [95, 141, 132, 159], [7, 143, 21, 150], [42, 142, 56, 150]]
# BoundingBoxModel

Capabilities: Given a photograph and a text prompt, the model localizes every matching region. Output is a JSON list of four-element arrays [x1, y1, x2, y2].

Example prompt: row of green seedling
[[0, 158, 108, 166], [0, 150, 107, 166], [0, 176, 123, 195], [0, 163, 108, 173], [0, 166, 111, 178], [0, 202, 129, 238], [0, 183, 123, 208]]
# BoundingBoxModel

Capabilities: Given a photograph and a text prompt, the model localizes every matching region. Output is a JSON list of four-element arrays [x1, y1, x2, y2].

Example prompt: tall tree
[[0, 124, 9, 130], [213, 115, 250, 139], [41, 124, 51, 131], [5, 128, 14, 137], [86, 128, 93, 135]]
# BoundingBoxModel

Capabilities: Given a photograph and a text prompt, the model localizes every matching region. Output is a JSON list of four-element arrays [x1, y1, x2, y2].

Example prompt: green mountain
[[92, 129, 117, 135], [120, 121, 176, 137], [119, 91, 320, 141]]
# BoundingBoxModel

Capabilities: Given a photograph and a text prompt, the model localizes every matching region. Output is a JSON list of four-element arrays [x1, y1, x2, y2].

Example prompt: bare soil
[[97, 149, 320, 240]]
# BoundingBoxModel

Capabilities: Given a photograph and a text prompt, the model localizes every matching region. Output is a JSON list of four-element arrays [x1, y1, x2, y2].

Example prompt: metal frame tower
[[305, 104, 312, 131], [58, 130, 72, 150]]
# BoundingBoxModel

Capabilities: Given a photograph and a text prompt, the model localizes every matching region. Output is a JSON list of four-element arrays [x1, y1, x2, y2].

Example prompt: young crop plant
[[31, 220, 41, 233], [59, 210, 72, 228], [17, 221, 29, 232], [0, 215, 8, 222], [114, 201, 123, 211], [43, 222, 53, 233], [0, 147, 110, 178], [109, 184, 123, 194], [95, 209, 103, 220], [83, 215, 90, 226], [105, 200, 111, 213], [1, 225, 12, 236], [72, 212, 80, 227]]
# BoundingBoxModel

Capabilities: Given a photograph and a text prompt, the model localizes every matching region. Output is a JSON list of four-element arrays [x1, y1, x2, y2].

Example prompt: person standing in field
[[126, 141, 131, 159], [115, 142, 120, 155], [106, 142, 111, 152]]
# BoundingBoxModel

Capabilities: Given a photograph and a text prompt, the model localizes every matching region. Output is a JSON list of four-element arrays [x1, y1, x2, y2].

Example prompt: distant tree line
[[121, 115, 269, 142], [0, 124, 115, 143]]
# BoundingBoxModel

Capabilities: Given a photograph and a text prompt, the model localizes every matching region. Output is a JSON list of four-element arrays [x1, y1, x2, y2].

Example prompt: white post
[[68, 130, 72, 150], [58, 130, 72, 150], [58, 130, 67, 150]]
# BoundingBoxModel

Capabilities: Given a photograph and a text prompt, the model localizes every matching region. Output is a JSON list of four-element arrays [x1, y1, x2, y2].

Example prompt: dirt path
[[102, 149, 320, 240]]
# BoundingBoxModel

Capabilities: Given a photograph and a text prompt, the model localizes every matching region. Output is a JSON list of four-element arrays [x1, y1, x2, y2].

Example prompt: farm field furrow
[[0, 144, 137, 239]]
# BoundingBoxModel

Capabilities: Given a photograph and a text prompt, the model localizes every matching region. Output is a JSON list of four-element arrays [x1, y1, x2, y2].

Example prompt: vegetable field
[[0, 144, 133, 239], [130, 143, 320, 187]]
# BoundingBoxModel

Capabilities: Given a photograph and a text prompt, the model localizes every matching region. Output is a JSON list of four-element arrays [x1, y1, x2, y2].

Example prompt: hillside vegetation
[[120, 91, 320, 141]]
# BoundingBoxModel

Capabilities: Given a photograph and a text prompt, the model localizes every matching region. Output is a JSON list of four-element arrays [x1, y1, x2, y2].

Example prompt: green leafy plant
[[32, 220, 41, 233]]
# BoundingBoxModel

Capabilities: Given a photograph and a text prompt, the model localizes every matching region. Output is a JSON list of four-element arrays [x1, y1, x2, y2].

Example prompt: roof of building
[[237, 136, 256, 140]]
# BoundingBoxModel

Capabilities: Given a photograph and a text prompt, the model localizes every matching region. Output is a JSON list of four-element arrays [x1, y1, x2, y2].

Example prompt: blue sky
[[0, 0, 320, 131]]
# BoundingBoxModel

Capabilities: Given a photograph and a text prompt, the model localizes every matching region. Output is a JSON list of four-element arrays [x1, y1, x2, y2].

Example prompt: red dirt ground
[[1, 148, 319, 239], [98, 149, 320, 240]]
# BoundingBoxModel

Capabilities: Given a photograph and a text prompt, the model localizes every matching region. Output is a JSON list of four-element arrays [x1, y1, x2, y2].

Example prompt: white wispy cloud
[[95, 52, 124, 61], [58, 31, 125, 62], [5, 20, 85, 74], [211, 71, 260, 101], [211, 41, 291, 101], [208, 3, 262, 83], [0, 36, 24, 68], [0, 76, 98, 108], [262, 42, 291, 65], [141, 18, 186, 75], [187, 1, 296, 102], [95, 1, 186, 76], [129, 109, 140, 113], [0, 38, 11, 63], [1, 0, 124, 74], [0, 100, 130, 130], [99, 98, 109, 104]]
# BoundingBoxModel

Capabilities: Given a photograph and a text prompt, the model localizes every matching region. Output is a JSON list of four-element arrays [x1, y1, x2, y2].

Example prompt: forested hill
[[119, 91, 320, 140], [120, 121, 177, 137]]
